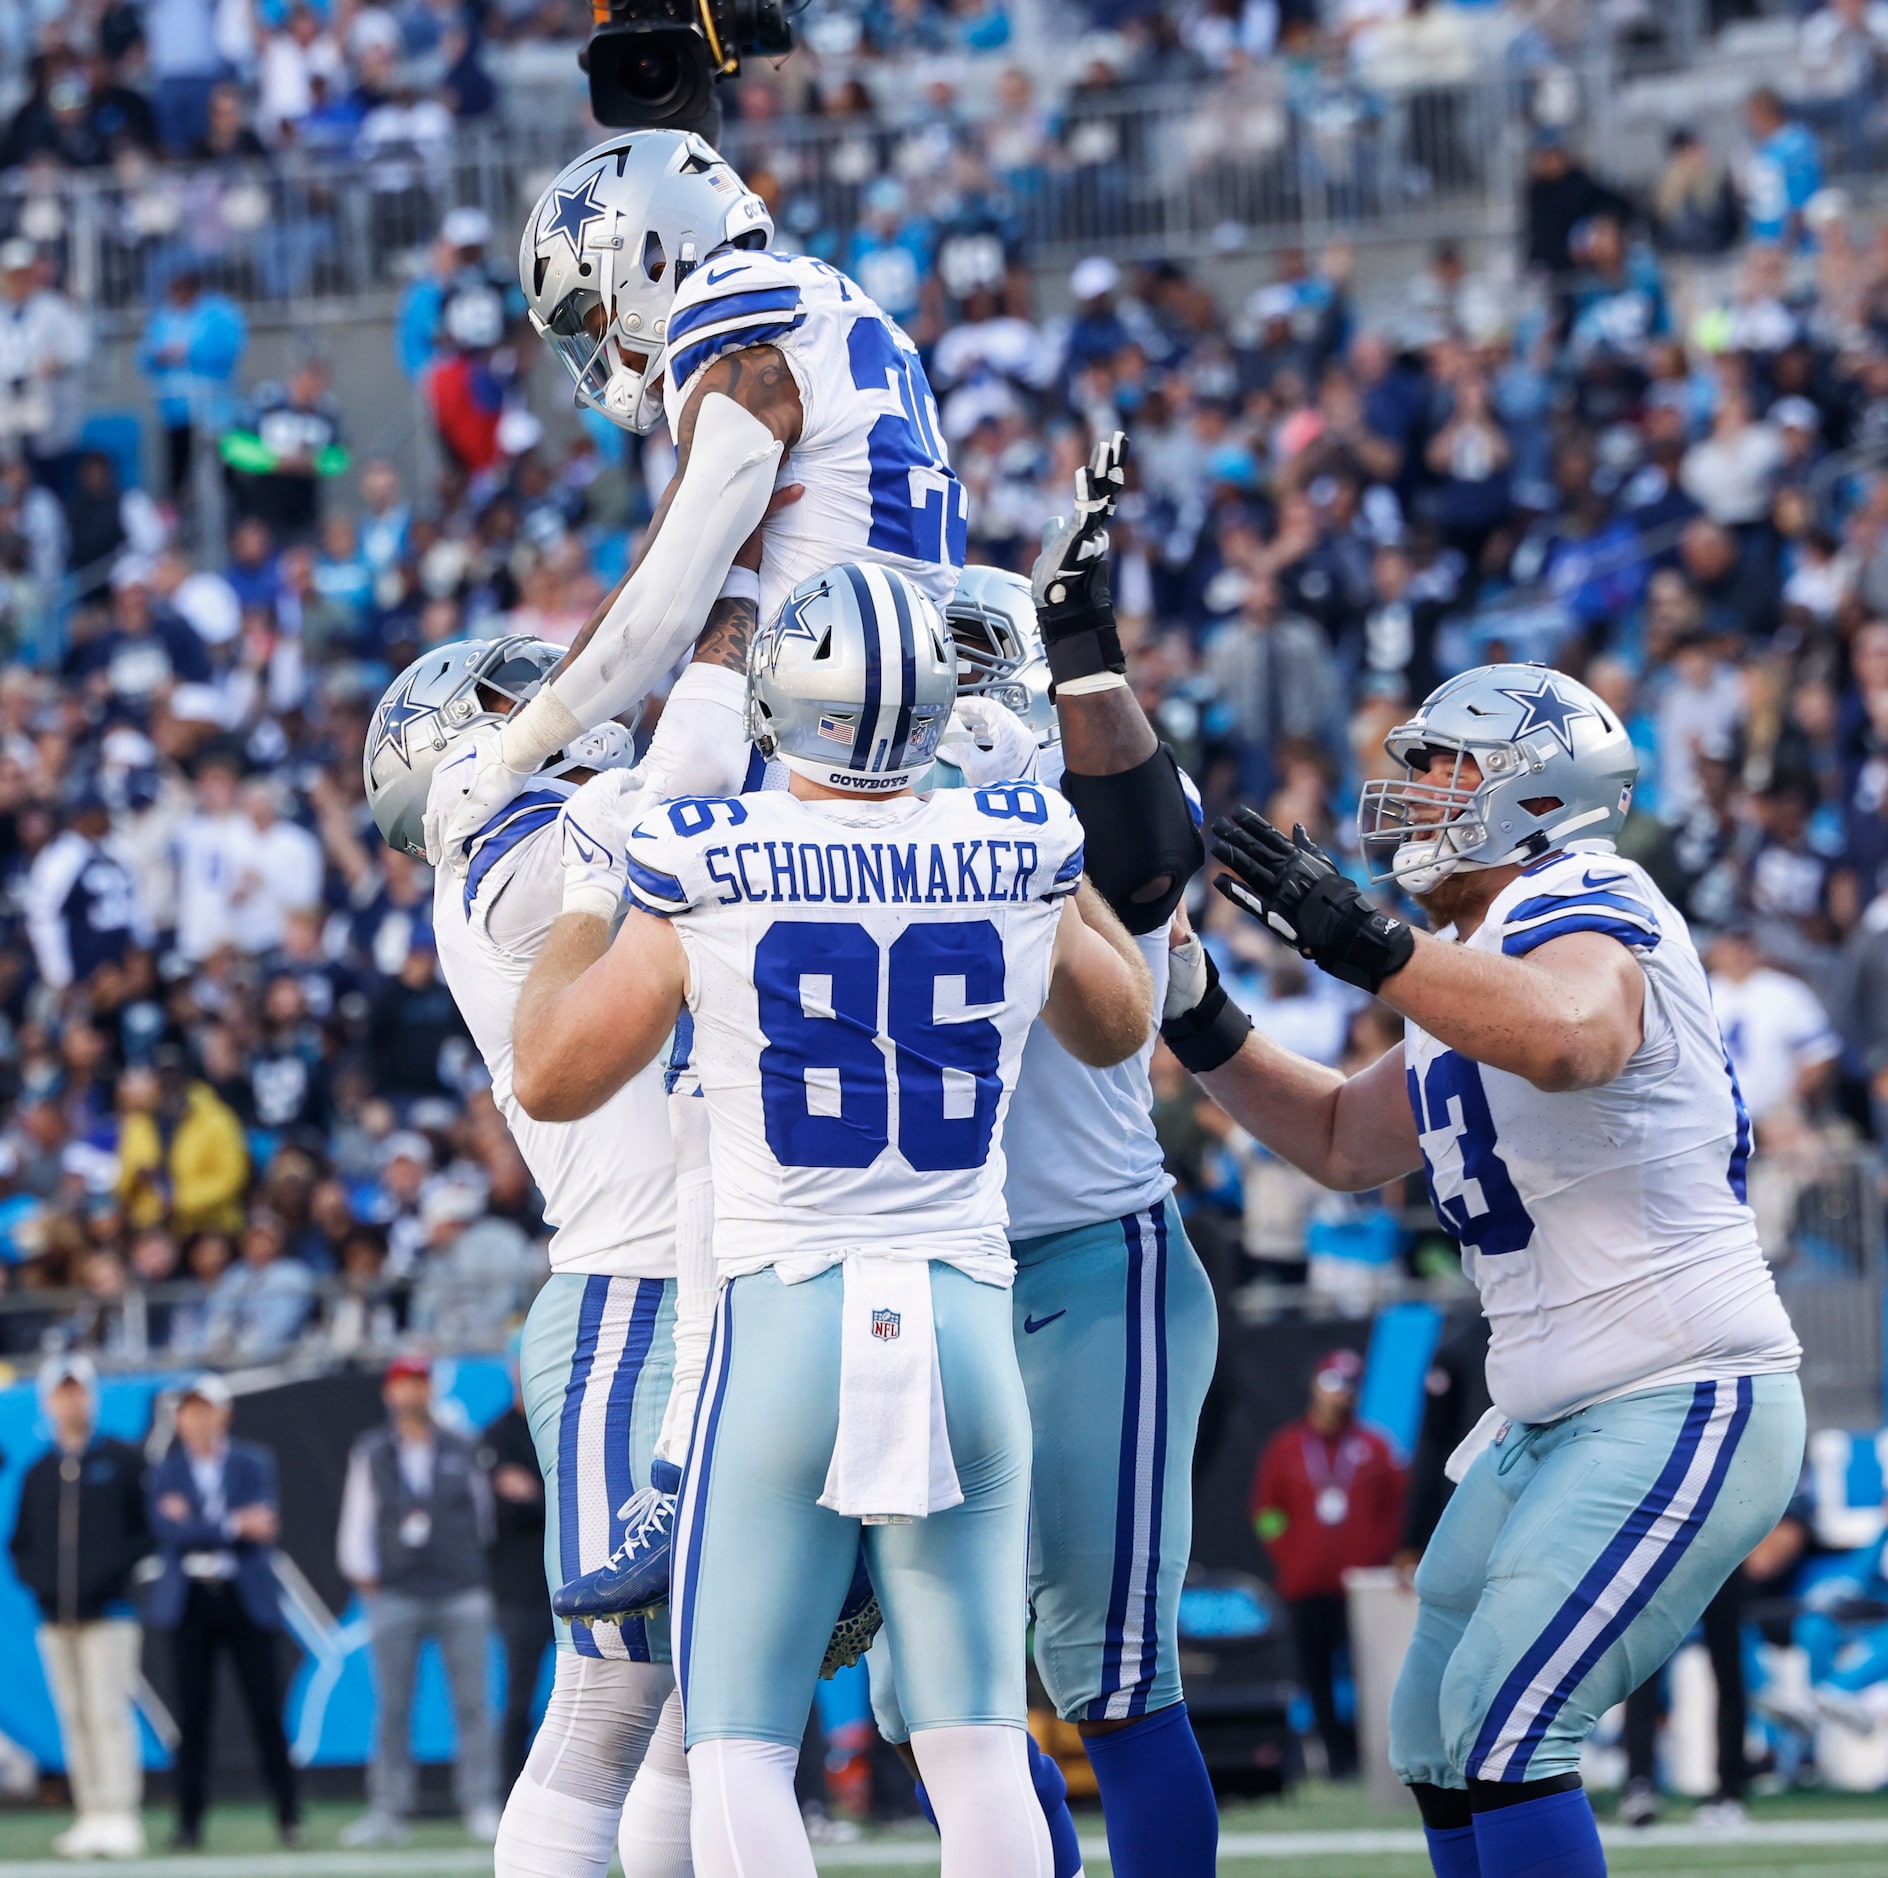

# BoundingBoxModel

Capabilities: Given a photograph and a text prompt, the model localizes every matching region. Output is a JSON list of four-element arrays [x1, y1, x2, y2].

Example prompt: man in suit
[[146, 1374, 300, 1849]]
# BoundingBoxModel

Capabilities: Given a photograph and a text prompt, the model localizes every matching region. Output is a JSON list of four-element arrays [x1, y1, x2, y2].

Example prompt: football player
[[510, 563, 1152, 1876], [1160, 665, 1804, 1878], [432, 129, 966, 867]]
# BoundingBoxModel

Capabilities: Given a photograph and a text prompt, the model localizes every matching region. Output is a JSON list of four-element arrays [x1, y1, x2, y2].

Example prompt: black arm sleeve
[[1059, 743, 1204, 935]]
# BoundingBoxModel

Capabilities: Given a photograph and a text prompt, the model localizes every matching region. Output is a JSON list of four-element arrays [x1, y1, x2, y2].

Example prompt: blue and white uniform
[[873, 745, 1218, 1732], [429, 770, 678, 1667], [1388, 844, 1803, 1790], [621, 780, 1084, 1748], [662, 249, 966, 623]]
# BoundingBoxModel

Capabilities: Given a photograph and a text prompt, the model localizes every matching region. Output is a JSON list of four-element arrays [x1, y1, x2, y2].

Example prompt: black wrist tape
[[1161, 956, 1252, 1074]]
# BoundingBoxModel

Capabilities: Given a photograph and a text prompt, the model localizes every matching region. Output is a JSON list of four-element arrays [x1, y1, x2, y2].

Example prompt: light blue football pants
[[1390, 1371, 1805, 1787], [519, 1271, 676, 1664], [673, 1262, 1033, 1748], [873, 1198, 1219, 1738]]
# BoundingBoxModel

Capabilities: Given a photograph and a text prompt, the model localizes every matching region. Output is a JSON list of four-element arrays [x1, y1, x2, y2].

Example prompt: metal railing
[[3, 70, 1535, 332]]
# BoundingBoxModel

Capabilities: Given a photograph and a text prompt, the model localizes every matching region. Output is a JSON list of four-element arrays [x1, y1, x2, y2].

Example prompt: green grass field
[[3, 1785, 1888, 1876]]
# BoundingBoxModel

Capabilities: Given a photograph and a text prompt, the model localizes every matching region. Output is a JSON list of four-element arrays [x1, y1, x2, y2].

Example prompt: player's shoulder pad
[[666, 248, 809, 404], [622, 794, 753, 917], [1494, 846, 1661, 960], [949, 778, 1083, 902], [460, 783, 569, 921]]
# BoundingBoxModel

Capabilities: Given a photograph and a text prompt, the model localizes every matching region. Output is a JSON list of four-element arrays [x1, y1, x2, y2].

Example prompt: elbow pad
[[1059, 743, 1204, 935], [503, 395, 783, 768]]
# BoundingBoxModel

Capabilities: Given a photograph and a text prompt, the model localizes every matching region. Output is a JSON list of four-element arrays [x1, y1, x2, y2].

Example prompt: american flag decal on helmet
[[871, 1309, 901, 1342]]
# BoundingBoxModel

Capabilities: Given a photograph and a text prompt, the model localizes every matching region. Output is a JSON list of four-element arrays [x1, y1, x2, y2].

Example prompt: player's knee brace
[[1059, 747, 1203, 935]]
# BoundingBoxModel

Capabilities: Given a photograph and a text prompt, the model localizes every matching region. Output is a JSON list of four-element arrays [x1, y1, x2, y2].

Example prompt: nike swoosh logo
[[565, 822, 605, 866], [1581, 869, 1629, 889], [1022, 1311, 1066, 1335], [703, 261, 747, 286]]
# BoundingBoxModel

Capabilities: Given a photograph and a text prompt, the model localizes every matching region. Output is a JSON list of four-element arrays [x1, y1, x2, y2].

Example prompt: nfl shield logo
[[871, 1309, 901, 1342]]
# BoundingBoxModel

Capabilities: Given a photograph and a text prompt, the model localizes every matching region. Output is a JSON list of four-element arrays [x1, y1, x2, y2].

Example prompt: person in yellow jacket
[[116, 1051, 248, 1235]]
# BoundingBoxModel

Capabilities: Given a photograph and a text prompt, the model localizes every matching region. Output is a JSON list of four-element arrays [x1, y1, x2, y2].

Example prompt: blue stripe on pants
[[599, 1278, 664, 1662], [1091, 1207, 1170, 1722], [558, 1274, 611, 1662], [1467, 1377, 1753, 1779]]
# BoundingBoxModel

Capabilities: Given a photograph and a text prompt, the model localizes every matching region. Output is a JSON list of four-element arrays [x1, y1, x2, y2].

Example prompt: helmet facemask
[[1358, 740, 1538, 895], [537, 226, 685, 436]]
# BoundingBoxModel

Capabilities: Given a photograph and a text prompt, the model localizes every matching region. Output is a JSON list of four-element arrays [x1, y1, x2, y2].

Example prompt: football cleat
[[820, 1546, 883, 1679], [551, 1458, 682, 1625]]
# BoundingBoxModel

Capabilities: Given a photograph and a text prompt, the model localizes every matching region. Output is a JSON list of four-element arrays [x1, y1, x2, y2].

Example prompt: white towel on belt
[[819, 1252, 963, 1522]]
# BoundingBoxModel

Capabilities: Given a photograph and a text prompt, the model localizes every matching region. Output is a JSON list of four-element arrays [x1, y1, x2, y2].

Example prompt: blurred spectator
[[0, 242, 91, 496], [482, 1368, 548, 1793], [142, 0, 230, 155], [337, 1352, 500, 1846], [23, 793, 149, 993], [1251, 1349, 1405, 1778], [1523, 129, 1632, 277], [223, 357, 345, 547], [1744, 88, 1824, 248], [146, 1375, 301, 1849], [394, 208, 512, 382], [137, 271, 248, 511], [199, 1209, 316, 1357], [231, 777, 322, 955], [1708, 926, 1841, 1145], [115, 1049, 249, 1235], [8, 1356, 149, 1859]]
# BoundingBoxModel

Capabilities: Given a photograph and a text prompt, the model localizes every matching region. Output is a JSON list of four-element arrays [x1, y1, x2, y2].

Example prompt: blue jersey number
[[847, 318, 968, 569], [755, 918, 1004, 1171], [1406, 1050, 1534, 1257]]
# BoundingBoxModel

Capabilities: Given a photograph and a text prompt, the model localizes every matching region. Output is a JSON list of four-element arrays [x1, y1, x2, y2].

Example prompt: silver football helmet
[[748, 563, 957, 793], [520, 130, 772, 434], [1357, 663, 1638, 893], [946, 565, 1056, 746], [364, 638, 632, 858]]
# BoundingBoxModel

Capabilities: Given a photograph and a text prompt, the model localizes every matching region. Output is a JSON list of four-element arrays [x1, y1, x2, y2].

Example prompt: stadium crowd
[[1, 1, 1887, 1355]]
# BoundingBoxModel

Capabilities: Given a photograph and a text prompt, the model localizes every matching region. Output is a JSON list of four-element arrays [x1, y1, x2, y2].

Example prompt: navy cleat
[[551, 1458, 682, 1625], [820, 1545, 883, 1679]]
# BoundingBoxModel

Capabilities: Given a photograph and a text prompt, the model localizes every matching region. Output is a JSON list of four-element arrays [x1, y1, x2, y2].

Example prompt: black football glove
[[1211, 808, 1415, 995], [1031, 430, 1128, 684]]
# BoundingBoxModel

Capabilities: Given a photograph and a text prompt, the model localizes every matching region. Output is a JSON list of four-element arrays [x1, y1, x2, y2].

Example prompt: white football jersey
[[661, 249, 966, 623], [429, 772, 677, 1279], [1404, 845, 1799, 1426], [623, 782, 1084, 1275], [930, 744, 1176, 1239]]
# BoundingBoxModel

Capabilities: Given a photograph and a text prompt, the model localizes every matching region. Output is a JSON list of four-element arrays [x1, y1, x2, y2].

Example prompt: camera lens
[[628, 44, 683, 107]]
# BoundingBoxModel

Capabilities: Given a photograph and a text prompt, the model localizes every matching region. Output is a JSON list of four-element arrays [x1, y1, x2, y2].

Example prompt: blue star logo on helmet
[[776, 582, 828, 646], [374, 673, 430, 769], [1497, 677, 1590, 759], [542, 170, 608, 258]]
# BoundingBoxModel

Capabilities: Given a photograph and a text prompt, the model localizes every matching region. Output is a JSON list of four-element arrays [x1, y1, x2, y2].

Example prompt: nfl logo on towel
[[871, 1309, 901, 1342]]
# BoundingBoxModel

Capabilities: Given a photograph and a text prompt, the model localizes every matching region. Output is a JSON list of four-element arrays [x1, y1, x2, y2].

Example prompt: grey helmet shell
[[1356, 662, 1638, 892], [364, 636, 566, 859], [519, 130, 773, 434], [946, 565, 1056, 747], [747, 562, 957, 793]]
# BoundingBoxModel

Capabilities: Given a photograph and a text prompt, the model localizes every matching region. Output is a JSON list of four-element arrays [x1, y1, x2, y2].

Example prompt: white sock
[[911, 1724, 1052, 1878], [619, 1691, 693, 1878], [685, 1737, 816, 1878], [495, 1655, 674, 1878]]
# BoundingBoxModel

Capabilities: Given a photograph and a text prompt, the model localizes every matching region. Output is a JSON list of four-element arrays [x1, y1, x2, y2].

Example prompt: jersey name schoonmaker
[[625, 783, 1083, 1274]]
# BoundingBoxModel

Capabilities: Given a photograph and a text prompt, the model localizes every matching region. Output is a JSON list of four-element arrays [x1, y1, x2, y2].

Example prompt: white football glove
[[558, 769, 646, 920], [429, 725, 540, 873], [935, 696, 1040, 788]]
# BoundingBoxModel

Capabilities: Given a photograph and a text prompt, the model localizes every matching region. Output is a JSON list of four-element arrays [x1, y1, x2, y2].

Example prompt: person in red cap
[[1251, 1349, 1405, 1778], [336, 1350, 499, 1846]]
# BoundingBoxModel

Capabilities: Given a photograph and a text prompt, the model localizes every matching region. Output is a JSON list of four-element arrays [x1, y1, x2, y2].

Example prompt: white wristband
[[716, 566, 761, 604], [1054, 671, 1130, 697], [561, 883, 622, 923]]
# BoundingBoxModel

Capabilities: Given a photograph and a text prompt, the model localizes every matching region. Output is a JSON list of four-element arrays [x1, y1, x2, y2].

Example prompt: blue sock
[[1027, 1732, 1085, 1878], [1081, 1703, 1217, 1878], [1424, 1823, 1483, 1878], [1471, 1789, 1604, 1878], [915, 1741, 1083, 1877]]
